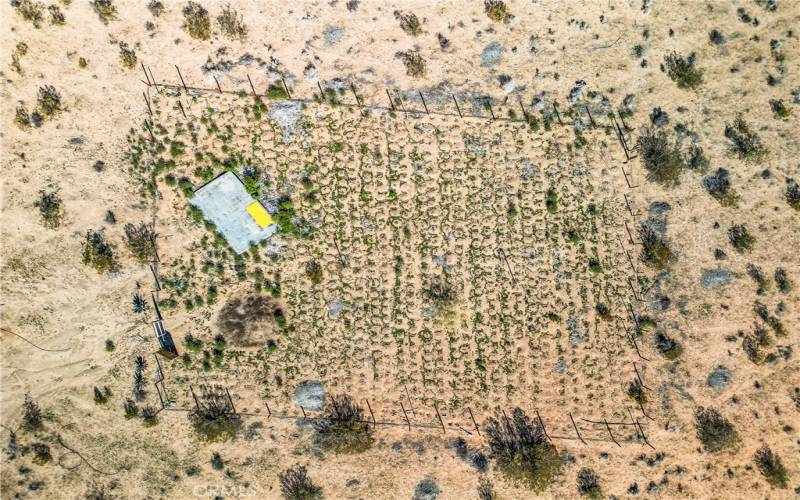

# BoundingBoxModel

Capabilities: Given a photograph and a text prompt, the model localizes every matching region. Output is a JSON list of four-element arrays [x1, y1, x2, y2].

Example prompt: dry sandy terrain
[[1, 0, 798, 499]]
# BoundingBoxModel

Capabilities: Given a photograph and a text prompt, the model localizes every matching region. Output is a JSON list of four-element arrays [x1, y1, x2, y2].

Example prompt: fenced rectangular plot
[[147, 91, 641, 422]]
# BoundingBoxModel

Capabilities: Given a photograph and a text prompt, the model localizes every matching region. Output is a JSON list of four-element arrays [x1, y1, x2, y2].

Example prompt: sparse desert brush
[[90, 0, 116, 24], [754, 445, 788, 489], [36, 85, 62, 119], [484, 408, 563, 491], [724, 114, 767, 162], [746, 263, 770, 294], [397, 49, 426, 77], [769, 99, 791, 119], [313, 394, 374, 454], [34, 190, 64, 228], [22, 392, 43, 431], [694, 407, 738, 453], [304, 260, 322, 284], [627, 379, 647, 405], [189, 384, 242, 441], [785, 178, 800, 211], [484, 0, 512, 22], [147, 0, 164, 17], [576, 468, 602, 499], [754, 301, 787, 337], [48, 4, 65, 25], [728, 224, 755, 253], [217, 4, 247, 40], [123, 222, 155, 263], [82, 229, 118, 274], [13, 0, 45, 28], [545, 187, 558, 213], [93, 386, 110, 404], [31, 442, 51, 464], [774, 267, 792, 293], [279, 464, 323, 500], [394, 10, 422, 36], [637, 127, 684, 186], [478, 477, 496, 500], [141, 405, 158, 426], [14, 104, 31, 129], [742, 324, 770, 364], [655, 331, 682, 359], [424, 277, 455, 309], [183, 2, 211, 40], [663, 51, 703, 89], [702, 168, 738, 206], [639, 225, 673, 269], [118, 42, 137, 70]]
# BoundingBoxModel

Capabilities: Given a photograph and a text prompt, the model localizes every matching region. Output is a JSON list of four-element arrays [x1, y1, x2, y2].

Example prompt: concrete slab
[[191, 172, 276, 254]]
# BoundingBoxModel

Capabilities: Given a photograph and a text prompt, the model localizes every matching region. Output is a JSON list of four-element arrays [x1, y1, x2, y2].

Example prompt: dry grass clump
[[663, 51, 703, 89], [394, 10, 422, 36], [90, 0, 116, 24], [397, 49, 426, 77], [694, 407, 738, 453], [742, 324, 770, 364], [48, 4, 65, 25], [82, 230, 118, 273], [637, 127, 684, 186], [12, 0, 45, 28], [576, 468, 602, 499], [14, 104, 32, 130], [785, 178, 800, 211], [217, 4, 247, 40], [313, 394, 374, 454], [34, 190, 64, 229], [36, 85, 62, 119], [702, 168, 738, 206], [655, 331, 682, 359], [485, 0, 512, 22], [279, 465, 323, 500], [183, 2, 211, 40], [724, 114, 767, 162], [484, 408, 563, 491], [754, 445, 788, 488]]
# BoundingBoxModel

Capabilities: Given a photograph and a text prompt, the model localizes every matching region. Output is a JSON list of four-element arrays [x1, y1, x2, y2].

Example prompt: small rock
[[700, 268, 733, 289], [413, 479, 440, 500], [481, 42, 504, 67], [323, 26, 344, 46], [293, 380, 324, 410]]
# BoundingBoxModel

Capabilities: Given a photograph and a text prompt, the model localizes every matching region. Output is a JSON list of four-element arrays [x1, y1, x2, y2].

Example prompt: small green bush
[[637, 127, 684, 186], [14, 105, 31, 129], [769, 99, 792, 119], [663, 51, 703, 89], [91, 0, 117, 24], [217, 4, 247, 40], [34, 190, 64, 228], [545, 188, 558, 213], [183, 2, 211, 40], [82, 230, 118, 273], [484, 0, 512, 22], [702, 168, 738, 206], [118, 42, 137, 70], [724, 114, 767, 162], [694, 407, 738, 453], [279, 465, 323, 500], [485, 408, 563, 491], [14, 0, 45, 28], [313, 394, 374, 454], [22, 393, 43, 430], [36, 85, 62, 119], [728, 224, 755, 253], [305, 260, 322, 284], [754, 445, 788, 488], [48, 4, 65, 25], [394, 10, 422, 36], [189, 385, 241, 441], [655, 331, 682, 360], [639, 225, 674, 269]]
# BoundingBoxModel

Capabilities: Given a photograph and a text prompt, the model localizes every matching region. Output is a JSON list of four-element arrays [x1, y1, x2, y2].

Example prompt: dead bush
[[34, 190, 64, 229], [217, 4, 247, 40], [189, 384, 241, 441], [728, 224, 755, 253], [576, 467, 602, 498], [394, 10, 422, 36], [725, 114, 767, 162], [183, 2, 211, 40], [313, 394, 373, 454], [639, 225, 674, 269], [785, 178, 800, 211], [123, 222, 155, 263], [82, 230, 118, 274], [397, 49, 426, 78], [663, 51, 703, 89], [637, 127, 684, 186], [279, 464, 323, 500]]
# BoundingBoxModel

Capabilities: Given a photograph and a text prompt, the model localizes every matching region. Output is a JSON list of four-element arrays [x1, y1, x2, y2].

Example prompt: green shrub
[[576, 468, 602, 499], [34, 190, 64, 228], [545, 188, 558, 213], [14, 0, 45, 27], [123, 398, 139, 418], [774, 267, 792, 293], [82, 230, 118, 273], [484, 408, 563, 491], [217, 4, 246, 40], [754, 445, 788, 488], [724, 114, 767, 162], [313, 394, 374, 454], [118, 42, 137, 70], [484, 0, 512, 22], [279, 465, 323, 500], [91, 0, 117, 24], [785, 178, 800, 211], [663, 51, 703, 89], [31, 442, 51, 464], [728, 224, 755, 253], [639, 225, 673, 269], [637, 127, 684, 186], [183, 2, 211, 40], [266, 83, 288, 100], [694, 407, 738, 453], [36, 85, 62, 118], [123, 222, 155, 263], [394, 10, 422, 36]]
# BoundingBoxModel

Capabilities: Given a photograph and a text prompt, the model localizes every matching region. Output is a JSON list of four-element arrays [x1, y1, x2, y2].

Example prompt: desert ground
[[1, 0, 798, 499]]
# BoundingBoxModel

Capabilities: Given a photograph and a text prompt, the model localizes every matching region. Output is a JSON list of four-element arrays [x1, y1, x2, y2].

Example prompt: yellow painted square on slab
[[246, 201, 273, 228]]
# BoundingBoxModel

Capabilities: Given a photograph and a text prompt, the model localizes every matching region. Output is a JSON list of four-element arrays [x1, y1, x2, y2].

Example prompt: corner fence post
[[141, 62, 151, 85]]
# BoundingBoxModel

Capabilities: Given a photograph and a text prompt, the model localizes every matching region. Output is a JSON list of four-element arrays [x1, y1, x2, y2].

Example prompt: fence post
[[281, 76, 292, 99], [419, 90, 429, 115], [365, 399, 376, 427], [434, 402, 445, 433], [247, 74, 256, 97], [570, 412, 587, 444], [175, 65, 188, 93], [467, 407, 480, 436], [452, 94, 462, 118], [213, 75, 222, 93]]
